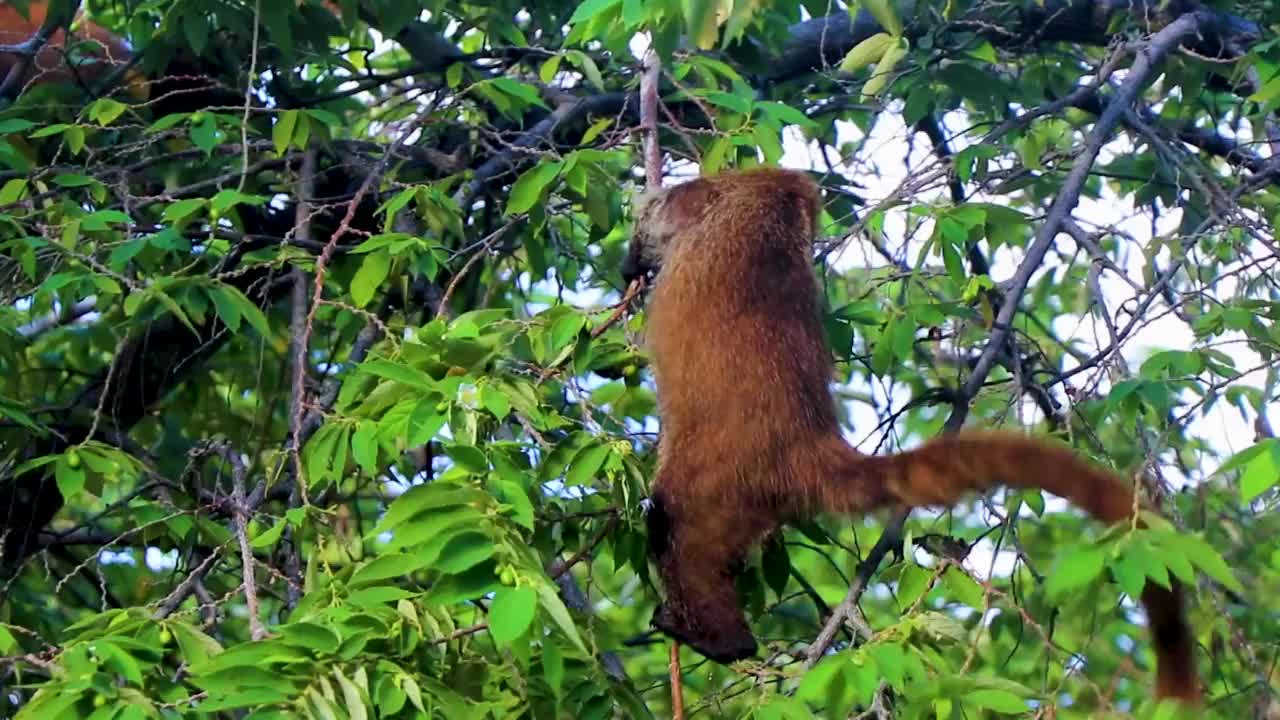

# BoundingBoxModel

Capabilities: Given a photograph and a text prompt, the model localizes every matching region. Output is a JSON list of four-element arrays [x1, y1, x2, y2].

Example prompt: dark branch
[[769, 0, 1257, 86]]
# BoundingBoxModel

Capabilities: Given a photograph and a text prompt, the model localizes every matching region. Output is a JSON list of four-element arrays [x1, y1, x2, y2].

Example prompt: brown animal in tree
[[621, 167, 1200, 704], [0, 1, 138, 97]]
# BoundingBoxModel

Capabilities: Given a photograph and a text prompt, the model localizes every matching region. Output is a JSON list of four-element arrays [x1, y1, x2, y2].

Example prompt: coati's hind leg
[[646, 489, 776, 663]]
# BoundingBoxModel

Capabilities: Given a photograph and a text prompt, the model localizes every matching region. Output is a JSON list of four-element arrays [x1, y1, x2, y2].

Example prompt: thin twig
[[152, 549, 222, 620], [549, 516, 617, 580], [220, 443, 266, 640], [804, 508, 907, 667], [435, 226, 506, 320], [589, 278, 644, 339], [236, 0, 262, 193], [669, 641, 685, 720]]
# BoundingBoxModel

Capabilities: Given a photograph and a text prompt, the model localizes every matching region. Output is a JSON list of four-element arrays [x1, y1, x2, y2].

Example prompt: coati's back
[[642, 169, 842, 475]]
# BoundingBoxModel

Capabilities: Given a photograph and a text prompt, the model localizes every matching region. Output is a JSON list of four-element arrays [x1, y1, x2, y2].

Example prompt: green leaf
[[0, 177, 26, 204], [380, 505, 479, 552], [895, 562, 932, 611], [797, 654, 847, 707], [334, 669, 369, 720], [505, 160, 562, 216], [94, 639, 143, 685], [89, 98, 128, 126], [190, 114, 218, 155], [249, 518, 287, 549], [370, 483, 488, 537], [480, 383, 510, 419], [169, 621, 224, 666], [211, 285, 272, 337], [542, 638, 564, 696], [1110, 549, 1147, 599], [52, 173, 94, 187], [55, 454, 86, 498], [568, 0, 621, 24], [489, 77, 549, 109], [761, 540, 790, 598], [351, 421, 380, 475], [351, 249, 391, 308], [539, 54, 563, 84], [566, 50, 605, 91], [406, 399, 447, 446], [433, 532, 495, 574], [863, 0, 903, 37], [965, 689, 1030, 713], [941, 565, 985, 609], [443, 443, 489, 475], [838, 32, 893, 73], [564, 442, 610, 486], [274, 109, 300, 155], [1156, 532, 1244, 594], [534, 582, 588, 654], [350, 553, 433, 586], [549, 313, 585, 352], [162, 198, 207, 223], [64, 126, 85, 155], [1045, 545, 1105, 600], [359, 360, 435, 391], [0, 118, 35, 134], [1240, 441, 1280, 501], [304, 423, 342, 486], [684, 0, 720, 49], [1249, 75, 1280, 104], [489, 586, 537, 646], [755, 101, 818, 129]]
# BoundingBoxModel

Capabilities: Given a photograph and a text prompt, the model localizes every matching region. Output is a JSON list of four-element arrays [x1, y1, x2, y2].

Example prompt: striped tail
[[842, 431, 1200, 703]]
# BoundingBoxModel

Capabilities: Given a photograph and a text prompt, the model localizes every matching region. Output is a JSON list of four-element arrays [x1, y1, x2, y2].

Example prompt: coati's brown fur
[[0, 3, 137, 96], [622, 167, 1200, 703]]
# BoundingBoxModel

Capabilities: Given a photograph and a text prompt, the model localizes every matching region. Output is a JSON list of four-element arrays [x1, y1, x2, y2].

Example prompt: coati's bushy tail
[[833, 431, 1200, 703]]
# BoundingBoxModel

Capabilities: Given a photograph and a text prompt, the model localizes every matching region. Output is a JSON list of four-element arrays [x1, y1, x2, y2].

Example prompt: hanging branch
[[638, 43, 683, 720], [641, 48, 663, 188]]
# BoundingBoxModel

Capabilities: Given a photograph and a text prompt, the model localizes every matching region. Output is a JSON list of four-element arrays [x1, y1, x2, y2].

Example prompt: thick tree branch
[[769, 0, 1256, 86]]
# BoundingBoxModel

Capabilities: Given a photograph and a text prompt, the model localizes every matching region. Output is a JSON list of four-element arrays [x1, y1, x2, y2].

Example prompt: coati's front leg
[[646, 487, 776, 663]]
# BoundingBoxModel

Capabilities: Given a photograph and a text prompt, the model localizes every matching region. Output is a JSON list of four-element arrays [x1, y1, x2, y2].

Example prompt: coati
[[621, 167, 1200, 703], [0, 2, 137, 97]]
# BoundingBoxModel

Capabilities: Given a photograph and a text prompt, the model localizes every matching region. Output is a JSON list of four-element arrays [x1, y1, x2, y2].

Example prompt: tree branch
[[768, 0, 1256, 87], [944, 11, 1208, 431]]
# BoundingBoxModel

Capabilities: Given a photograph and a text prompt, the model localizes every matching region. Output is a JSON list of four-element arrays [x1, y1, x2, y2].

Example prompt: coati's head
[[620, 168, 821, 285], [621, 178, 721, 285]]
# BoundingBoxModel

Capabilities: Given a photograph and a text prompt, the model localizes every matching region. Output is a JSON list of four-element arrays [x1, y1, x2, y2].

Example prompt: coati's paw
[[651, 603, 757, 664]]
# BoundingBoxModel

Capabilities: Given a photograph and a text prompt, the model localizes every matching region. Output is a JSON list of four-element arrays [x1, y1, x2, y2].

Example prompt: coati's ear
[[772, 171, 821, 238]]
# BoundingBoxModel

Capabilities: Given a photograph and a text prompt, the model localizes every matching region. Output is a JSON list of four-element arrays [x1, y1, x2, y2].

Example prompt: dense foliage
[[0, 0, 1277, 717]]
